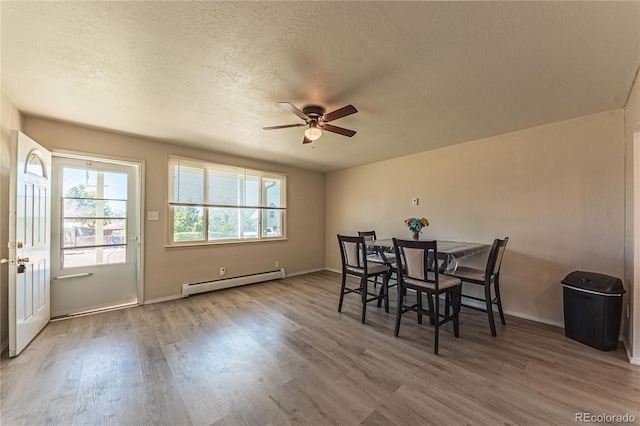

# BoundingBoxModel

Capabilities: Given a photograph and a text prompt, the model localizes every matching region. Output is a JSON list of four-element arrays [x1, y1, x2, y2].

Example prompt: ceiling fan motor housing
[[302, 105, 326, 120]]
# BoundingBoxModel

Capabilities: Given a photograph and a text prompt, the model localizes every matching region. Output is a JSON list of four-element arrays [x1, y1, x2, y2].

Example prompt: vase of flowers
[[405, 217, 429, 240]]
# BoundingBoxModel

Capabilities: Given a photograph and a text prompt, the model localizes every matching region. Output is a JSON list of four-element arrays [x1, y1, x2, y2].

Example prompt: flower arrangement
[[405, 217, 429, 240]]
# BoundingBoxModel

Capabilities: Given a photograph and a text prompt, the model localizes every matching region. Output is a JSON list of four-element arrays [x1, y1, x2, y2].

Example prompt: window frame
[[167, 156, 287, 246]]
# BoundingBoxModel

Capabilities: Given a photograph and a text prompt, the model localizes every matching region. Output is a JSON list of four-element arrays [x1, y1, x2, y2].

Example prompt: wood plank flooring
[[2, 271, 639, 425]]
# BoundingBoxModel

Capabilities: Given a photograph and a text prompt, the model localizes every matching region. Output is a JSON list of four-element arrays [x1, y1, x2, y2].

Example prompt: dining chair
[[358, 230, 396, 287], [337, 235, 391, 323], [445, 237, 509, 337], [393, 238, 462, 354]]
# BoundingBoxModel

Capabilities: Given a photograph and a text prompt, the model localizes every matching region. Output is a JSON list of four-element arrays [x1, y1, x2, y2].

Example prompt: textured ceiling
[[1, 2, 639, 172]]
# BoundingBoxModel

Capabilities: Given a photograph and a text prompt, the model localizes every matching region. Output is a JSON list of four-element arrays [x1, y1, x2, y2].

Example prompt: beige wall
[[624, 71, 640, 361], [23, 118, 325, 302], [326, 110, 625, 327], [1, 91, 23, 348], [4, 105, 633, 355]]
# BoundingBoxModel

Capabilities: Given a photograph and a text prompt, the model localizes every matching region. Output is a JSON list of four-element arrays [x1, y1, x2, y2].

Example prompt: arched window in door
[[25, 150, 47, 178]]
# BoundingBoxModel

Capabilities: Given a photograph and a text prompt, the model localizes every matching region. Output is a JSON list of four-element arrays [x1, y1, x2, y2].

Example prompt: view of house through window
[[168, 157, 286, 243]]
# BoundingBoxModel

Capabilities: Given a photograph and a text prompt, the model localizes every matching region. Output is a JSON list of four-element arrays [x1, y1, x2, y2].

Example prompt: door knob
[[17, 257, 29, 264], [0, 259, 9, 264], [17, 241, 23, 248]]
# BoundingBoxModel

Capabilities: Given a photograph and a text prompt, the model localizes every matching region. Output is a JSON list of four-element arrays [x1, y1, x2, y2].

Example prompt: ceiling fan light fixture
[[304, 125, 322, 141]]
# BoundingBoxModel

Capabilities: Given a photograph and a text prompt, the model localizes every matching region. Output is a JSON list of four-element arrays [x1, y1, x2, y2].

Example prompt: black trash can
[[562, 271, 625, 351]]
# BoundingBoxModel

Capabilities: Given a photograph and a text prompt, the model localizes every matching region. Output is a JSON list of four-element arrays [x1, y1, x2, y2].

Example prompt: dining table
[[368, 239, 490, 273]]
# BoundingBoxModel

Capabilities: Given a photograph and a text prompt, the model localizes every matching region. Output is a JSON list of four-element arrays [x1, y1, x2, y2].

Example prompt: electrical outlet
[[220, 267, 226, 276], [147, 211, 159, 221], [275, 261, 279, 268], [412, 197, 419, 206]]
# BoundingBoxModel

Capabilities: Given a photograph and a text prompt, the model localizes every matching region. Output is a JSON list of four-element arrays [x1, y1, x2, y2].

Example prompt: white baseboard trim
[[143, 294, 182, 305], [324, 267, 341, 274], [504, 309, 564, 329], [286, 268, 326, 278], [459, 297, 565, 328], [1, 338, 7, 354], [623, 337, 640, 366]]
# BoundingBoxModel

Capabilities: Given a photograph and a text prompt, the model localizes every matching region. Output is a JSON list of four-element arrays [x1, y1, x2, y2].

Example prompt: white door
[[8, 131, 51, 357], [50, 157, 140, 317]]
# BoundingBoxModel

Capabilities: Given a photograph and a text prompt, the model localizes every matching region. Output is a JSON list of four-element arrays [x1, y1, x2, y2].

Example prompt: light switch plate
[[147, 211, 159, 221]]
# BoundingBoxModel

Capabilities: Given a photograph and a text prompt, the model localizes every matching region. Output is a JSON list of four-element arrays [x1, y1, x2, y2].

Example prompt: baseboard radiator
[[181, 268, 285, 297]]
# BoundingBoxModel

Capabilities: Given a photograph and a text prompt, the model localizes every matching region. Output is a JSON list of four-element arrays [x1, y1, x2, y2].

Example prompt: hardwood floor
[[2, 271, 639, 425]]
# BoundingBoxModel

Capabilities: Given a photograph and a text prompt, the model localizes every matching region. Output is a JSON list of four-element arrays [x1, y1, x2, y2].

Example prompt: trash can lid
[[561, 271, 625, 294]]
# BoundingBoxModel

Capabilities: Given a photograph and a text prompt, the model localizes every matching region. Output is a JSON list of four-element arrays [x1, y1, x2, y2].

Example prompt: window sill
[[165, 237, 288, 249]]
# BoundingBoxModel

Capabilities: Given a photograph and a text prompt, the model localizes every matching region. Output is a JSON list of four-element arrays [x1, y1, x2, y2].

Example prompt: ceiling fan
[[263, 102, 358, 144]]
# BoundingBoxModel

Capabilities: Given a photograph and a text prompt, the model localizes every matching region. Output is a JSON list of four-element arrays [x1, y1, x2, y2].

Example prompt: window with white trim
[[168, 156, 286, 244]]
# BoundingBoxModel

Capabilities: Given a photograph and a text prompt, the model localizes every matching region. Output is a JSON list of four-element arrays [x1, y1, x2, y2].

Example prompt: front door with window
[[8, 131, 51, 357], [50, 157, 140, 317]]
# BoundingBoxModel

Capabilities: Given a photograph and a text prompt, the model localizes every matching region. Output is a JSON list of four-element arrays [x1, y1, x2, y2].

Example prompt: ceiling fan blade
[[322, 105, 358, 122], [263, 124, 307, 130], [321, 124, 357, 137], [303, 135, 313, 144], [279, 102, 310, 121]]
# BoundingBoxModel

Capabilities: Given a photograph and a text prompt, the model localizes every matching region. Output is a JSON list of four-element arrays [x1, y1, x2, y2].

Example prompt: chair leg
[[426, 291, 435, 325], [338, 272, 346, 312], [361, 277, 368, 324], [434, 291, 440, 355], [485, 282, 497, 337], [452, 287, 460, 338], [494, 276, 506, 325], [394, 284, 404, 337], [383, 273, 389, 313], [445, 292, 451, 317], [417, 291, 423, 325], [377, 273, 388, 309]]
